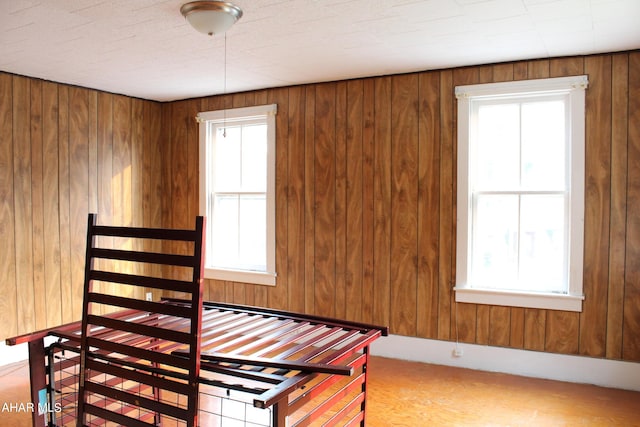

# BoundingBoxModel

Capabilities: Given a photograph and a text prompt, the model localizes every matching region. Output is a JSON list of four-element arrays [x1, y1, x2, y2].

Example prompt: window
[[454, 76, 588, 312], [198, 104, 277, 286]]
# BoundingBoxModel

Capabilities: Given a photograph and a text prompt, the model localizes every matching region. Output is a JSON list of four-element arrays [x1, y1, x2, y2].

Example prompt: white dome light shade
[[180, 1, 243, 36]]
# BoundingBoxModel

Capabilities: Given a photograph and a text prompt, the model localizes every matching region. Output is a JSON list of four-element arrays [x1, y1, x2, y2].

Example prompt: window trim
[[454, 76, 588, 312], [198, 104, 277, 286]]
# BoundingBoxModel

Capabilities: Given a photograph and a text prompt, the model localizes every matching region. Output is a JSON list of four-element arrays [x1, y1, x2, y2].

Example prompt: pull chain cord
[[222, 31, 227, 138]]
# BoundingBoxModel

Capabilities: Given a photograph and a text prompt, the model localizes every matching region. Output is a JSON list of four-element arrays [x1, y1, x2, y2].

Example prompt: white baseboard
[[370, 334, 640, 392]]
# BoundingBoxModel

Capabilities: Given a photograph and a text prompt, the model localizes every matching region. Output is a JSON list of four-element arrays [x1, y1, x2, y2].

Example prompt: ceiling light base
[[180, 1, 243, 36]]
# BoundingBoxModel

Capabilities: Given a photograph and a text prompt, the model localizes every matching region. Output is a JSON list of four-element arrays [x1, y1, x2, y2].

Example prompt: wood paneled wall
[[2, 50, 639, 363], [162, 52, 640, 362], [0, 73, 164, 337]]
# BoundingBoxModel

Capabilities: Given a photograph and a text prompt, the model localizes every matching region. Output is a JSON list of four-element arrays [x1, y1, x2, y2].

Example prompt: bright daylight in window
[[454, 76, 588, 312], [198, 104, 277, 286]]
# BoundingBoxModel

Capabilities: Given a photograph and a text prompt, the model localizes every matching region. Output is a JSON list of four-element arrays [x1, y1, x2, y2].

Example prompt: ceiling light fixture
[[180, 1, 243, 36]]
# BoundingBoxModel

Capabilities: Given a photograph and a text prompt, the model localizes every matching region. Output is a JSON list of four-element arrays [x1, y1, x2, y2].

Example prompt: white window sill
[[204, 267, 276, 286], [454, 287, 584, 312]]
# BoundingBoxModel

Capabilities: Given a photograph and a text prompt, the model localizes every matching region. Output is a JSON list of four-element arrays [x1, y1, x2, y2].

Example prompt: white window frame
[[198, 104, 277, 286], [454, 76, 588, 312]]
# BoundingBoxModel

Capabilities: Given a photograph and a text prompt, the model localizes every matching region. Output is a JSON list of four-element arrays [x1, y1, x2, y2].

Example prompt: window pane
[[476, 104, 520, 189], [210, 194, 267, 271], [521, 101, 566, 190], [519, 195, 566, 292], [239, 195, 266, 270], [214, 126, 242, 191], [241, 124, 267, 192], [472, 195, 519, 289], [210, 194, 239, 267]]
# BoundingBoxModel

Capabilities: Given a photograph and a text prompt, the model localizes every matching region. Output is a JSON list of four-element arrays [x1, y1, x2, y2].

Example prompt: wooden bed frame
[[8, 300, 386, 426], [6, 215, 387, 426]]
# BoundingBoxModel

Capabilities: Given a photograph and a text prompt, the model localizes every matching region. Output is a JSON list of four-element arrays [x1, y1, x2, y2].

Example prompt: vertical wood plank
[[0, 73, 18, 337], [131, 98, 145, 285], [144, 101, 163, 299], [437, 70, 454, 341], [524, 309, 546, 351], [346, 79, 364, 322], [623, 51, 640, 361], [478, 65, 493, 82], [88, 91, 99, 217], [550, 56, 584, 78], [13, 75, 35, 334], [42, 81, 61, 327], [58, 85, 72, 324], [390, 73, 419, 336], [514, 62, 528, 80], [113, 95, 133, 227], [231, 92, 247, 108], [207, 279, 226, 304], [304, 86, 316, 314], [143, 101, 163, 228], [244, 284, 255, 307], [492, 63, 514, 82], [335, 81, 347, 320], [417, 71, 440, 339], [606, 53, 629, 359], [160, 103, 172, 230], [159, 101, 175, 299], [113, 95, 134, 301], [373, 76, 392, 329], [361, 78, 375, 324], [168, 100, 189, 297], [489, 307, 511, 347], [30, 79, 47, 330], [232, 280, 245, 305], [528, 59, 550, 79], [187, 99, 201, 223], [88, 91, 100, 311], [224, 280, 234, 303], [69, 87, 89, 321], [97, 92, 114, 311], [313, 83, 336, 317], [170, 100, 188, 232], [131, 99, 144, 227], [510, 307, 525, 349], [269, 87, 290, 310], [287, 86, 306, 313], [580, 55, 611, 358], [545, 311, 579, 354]]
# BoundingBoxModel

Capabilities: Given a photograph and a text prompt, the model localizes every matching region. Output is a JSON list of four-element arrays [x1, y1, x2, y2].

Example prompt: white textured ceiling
[[1, 0, 639, 102]]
